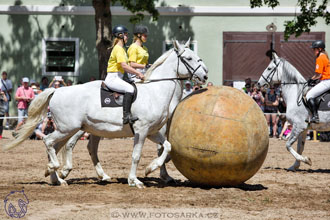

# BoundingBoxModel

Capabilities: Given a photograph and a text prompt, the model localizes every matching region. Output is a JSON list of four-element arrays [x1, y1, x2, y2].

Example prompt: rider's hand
[[307, 78, 315, 87], [138, 73, 145, 80]]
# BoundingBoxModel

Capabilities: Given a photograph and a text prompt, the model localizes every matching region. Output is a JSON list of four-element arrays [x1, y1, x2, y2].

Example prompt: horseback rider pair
[[306, 40, 330, 123], [105, 25, 150, 124]]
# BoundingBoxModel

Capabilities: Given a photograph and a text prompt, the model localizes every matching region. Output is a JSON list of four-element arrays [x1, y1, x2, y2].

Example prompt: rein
[[137, 48, 202, 84]]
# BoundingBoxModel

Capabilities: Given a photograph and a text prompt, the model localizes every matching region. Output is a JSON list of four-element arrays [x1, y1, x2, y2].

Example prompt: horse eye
[[186, 57, 192, 61], [267, 67, 272, 70]]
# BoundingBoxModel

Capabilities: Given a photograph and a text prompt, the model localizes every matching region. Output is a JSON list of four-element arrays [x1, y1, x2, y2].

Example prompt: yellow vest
[[107, 45, 128, 73], [127, 43, 149, 65]]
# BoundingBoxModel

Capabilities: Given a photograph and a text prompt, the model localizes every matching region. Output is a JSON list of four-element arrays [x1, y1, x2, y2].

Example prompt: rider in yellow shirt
[[127, 25, 151, 74], [105, 25, 144, 124], [306, 40, 330, 123]]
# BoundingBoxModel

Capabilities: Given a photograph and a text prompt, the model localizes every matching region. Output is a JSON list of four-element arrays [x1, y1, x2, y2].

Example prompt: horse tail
[[3, 88, 56, 151]]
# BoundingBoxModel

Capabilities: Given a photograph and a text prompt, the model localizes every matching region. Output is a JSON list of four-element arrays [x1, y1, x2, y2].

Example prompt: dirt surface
[[0, 130, 329, 220]]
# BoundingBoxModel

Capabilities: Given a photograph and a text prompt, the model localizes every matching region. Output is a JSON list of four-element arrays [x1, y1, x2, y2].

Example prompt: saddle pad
[[318, 93, 330, 111], [100, 88, 122, 108]]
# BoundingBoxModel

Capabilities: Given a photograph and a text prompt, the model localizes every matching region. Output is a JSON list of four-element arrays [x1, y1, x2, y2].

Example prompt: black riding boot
[[123, 93, 138, 124], [307, 98, 319, 123]]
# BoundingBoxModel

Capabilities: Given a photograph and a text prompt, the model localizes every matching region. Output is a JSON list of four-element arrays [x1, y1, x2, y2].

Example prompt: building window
[[162, 40, 198, 54], [42, 38, 79, 76]]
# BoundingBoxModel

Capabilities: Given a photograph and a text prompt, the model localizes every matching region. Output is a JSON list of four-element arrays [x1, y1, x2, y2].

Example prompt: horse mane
[[144, 49, 174, 80], [281, 58, 307, 84]]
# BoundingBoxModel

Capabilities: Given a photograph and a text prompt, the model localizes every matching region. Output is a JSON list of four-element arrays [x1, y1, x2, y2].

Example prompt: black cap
[[311, 40, 325, 49], [112, 25, 128, 38]]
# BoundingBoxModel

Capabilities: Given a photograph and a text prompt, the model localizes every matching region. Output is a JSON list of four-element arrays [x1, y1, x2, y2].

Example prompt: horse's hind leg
[[286, 127, 312, 169], [288, 130, 308, 171], [87, 135, 110, 181], [43, 130, 74, 185], [145, 132, 171, 177], [59, 130, 85, 179]]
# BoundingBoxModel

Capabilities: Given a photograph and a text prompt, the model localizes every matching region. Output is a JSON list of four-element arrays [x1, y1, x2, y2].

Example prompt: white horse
[[4, 40, 208, 188], [258, 52, 330, 171]]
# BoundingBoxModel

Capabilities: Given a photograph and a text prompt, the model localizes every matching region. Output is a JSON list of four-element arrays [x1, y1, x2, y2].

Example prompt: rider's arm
[[120, 62, 144, 80], [310, 73, 322, 81], [129, 61, 146, 69]]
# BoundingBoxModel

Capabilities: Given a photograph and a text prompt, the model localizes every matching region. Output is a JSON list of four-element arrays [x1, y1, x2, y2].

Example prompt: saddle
[[304, 90, 330, 112], [100, 81, 137, 108]]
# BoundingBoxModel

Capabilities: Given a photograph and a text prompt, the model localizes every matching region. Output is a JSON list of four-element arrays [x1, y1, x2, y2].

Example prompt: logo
[[104, 97, 111, 105], [4, 190, 29, 218]]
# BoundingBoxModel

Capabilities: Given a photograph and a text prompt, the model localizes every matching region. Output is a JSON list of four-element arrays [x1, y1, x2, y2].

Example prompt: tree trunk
[[93, 0, 112, 80]]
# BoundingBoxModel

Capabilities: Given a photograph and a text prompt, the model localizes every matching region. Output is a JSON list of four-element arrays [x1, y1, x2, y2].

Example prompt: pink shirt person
[[16, 79, 35, 109]]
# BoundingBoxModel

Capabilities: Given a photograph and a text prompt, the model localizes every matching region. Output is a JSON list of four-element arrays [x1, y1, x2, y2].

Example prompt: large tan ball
[[168, 86, 269, 186]]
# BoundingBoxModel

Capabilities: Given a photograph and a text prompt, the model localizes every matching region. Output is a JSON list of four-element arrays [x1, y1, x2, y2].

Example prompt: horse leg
[[156, 125, 174, 183], [44, 138, 69, 178], [128, 130, 148, 188], [43, 130, 75, 185], [86, 135, 111, 181], [286, 128, 312, 169], [288, 130, 309, 171], [59, 130, 85, 179], [145, 132, 171, 177]]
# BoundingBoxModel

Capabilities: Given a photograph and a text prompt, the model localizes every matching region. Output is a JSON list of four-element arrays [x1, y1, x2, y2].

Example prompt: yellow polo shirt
[[127, 43, 149, 65], [107, 45, 128, 74]]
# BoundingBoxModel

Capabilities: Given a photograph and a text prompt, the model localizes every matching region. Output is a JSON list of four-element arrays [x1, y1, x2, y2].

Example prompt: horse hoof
[[45, 169, 50, 177], [101, 175, 111, 182], [305, 157, 312, 166], [287, 166, 297, 172], [128, 178, 145, 188], [161, 176, 176, 184]]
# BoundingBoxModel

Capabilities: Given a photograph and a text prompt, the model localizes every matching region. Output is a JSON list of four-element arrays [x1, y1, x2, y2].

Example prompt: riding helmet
[[133, 25, 149, 35], [112, 25, 128, 38], [311, 40, 325, 49]]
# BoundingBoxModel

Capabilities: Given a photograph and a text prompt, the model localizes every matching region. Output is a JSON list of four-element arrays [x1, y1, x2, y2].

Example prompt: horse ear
[[173, 40, 183, 52], [184, 38, 191, 48], [272, 52, 279, 60]]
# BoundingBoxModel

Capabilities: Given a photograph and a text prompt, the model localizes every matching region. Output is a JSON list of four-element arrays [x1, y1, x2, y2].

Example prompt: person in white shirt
[[182, 80, 193, 99], [0, 71, 12, 129]]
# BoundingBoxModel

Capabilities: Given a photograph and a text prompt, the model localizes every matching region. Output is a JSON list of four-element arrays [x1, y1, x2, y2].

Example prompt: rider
[[306, 40, 330, 123], [127, 25, 151, 74], [105, 25, 145, 124]]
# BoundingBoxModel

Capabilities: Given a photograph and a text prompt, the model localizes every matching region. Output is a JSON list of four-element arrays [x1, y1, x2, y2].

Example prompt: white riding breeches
[[306, 79, 330, 100], [104, 72, 134, 94]]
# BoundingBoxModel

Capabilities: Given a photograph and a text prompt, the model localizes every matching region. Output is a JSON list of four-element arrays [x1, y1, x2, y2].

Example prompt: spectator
[[278, 121, 292, 140], [0, 71, 13, 129], [40, 76, 49, 91], [242, 77, 252, 93], [250, 84, 265, 111], [0, 89, 8, 139], [66, 79, 73, 86], [49, 76, 67, 88], [207, 82, 214, 87], [193, 84, 202, 91], [31, 83, 42, 97], [244, 83, 252, 95], [13, 77, 35, 134], [264, 85, 279, 138], [34, 112, 56, 140], [182, 81, 193, 98]]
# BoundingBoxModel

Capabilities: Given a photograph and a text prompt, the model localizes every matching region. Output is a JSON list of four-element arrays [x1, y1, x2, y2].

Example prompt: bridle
[[261, 59, 281, 86], [141, 48, 204, 83]]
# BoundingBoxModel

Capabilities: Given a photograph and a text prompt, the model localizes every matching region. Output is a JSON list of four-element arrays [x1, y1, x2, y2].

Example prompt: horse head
[[173, 40, 208, 84], [258, 52, 283, 88]]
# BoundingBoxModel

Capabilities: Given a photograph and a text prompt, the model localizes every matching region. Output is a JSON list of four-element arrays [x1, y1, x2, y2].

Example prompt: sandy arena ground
[[0, 129, 329, 220]]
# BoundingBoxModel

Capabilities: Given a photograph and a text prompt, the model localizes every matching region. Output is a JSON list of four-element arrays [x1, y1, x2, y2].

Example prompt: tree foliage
[[250, 0, 330, 40]]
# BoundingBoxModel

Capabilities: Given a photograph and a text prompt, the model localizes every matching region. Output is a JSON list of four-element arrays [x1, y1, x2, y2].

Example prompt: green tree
[[250, 0, 330, 40], [92, 0, 159, 79]]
